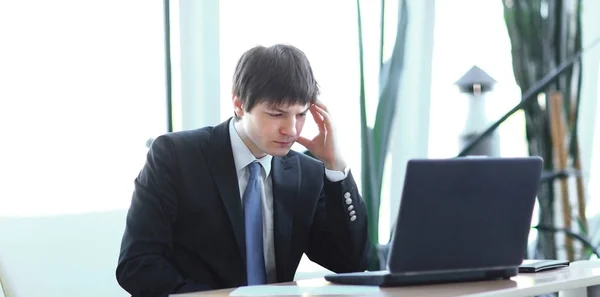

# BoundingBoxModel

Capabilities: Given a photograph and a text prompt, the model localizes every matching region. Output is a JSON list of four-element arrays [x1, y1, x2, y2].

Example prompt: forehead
[[260, 102, 309, 112]]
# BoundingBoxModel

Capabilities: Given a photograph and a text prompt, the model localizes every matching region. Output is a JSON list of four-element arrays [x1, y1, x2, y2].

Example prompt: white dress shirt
[[228, 119, 349, 283]]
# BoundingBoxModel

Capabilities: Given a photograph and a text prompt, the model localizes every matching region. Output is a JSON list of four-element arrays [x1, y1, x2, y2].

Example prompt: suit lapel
[[205, 120, 246, 262], [272, 155, 300, 281]]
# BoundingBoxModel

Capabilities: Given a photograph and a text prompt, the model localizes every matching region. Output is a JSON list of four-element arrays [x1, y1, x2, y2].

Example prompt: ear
[[232, 96, 244, 118]]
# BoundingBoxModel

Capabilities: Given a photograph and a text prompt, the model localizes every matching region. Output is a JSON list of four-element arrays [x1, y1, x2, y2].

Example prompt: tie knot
[[247, 162, 261, 180]]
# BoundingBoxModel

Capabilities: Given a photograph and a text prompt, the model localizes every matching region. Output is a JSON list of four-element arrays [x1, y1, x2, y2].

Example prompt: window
[[586, 62, 600, 218], [0, 1, 168, 216], [428, 0, 528, 159]]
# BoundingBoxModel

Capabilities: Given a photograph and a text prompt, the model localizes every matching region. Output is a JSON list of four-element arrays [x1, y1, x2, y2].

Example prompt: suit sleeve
[[116, 135, 210, 297], [305, 169, 372, 273]]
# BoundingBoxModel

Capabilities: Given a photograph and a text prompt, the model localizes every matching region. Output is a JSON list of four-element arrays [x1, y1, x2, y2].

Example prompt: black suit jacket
[[116, 119, 371, 297]]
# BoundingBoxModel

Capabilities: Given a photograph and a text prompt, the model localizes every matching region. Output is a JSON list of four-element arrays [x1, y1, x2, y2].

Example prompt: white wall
[[0, 211, 129, 297], [0, 0, 166, 296]]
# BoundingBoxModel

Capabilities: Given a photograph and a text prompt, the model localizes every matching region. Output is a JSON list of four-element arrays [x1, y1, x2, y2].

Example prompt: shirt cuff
[[325, 167, 350, 182]]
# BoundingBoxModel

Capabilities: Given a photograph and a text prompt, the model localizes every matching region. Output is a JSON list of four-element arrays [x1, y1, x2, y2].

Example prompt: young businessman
[[116, 44, 371, 297]]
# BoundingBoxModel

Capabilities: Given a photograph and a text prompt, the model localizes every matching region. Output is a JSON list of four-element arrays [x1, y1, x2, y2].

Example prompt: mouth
[[274, 141, 293, 146]]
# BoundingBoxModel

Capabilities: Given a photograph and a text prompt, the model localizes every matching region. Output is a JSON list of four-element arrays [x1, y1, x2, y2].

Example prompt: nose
[[280, 116, 297, 136]]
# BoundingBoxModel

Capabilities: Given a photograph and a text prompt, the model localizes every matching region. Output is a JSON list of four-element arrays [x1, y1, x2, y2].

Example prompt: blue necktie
[[244, 162, 267, 285]]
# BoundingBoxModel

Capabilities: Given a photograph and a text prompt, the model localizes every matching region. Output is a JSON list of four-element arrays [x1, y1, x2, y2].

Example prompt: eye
[[298, 113, 307, 117], [268, 113, 283, 117]]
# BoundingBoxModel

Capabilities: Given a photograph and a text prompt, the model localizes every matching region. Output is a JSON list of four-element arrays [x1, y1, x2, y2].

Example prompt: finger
[[310, 105, 324, 123], [309, 105, 326, 133], [314, 100, 329, 112], [295, 136, 312, 148], [311, 104, 331, 130], [312, 102, 329, 119]]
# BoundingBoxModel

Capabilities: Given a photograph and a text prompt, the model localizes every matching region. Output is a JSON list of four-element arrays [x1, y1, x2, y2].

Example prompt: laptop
[[325, 156, 543, 286]]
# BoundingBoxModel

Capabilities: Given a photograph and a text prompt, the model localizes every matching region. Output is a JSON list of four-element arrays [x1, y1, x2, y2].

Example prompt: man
[[116, 44, 371, 297]]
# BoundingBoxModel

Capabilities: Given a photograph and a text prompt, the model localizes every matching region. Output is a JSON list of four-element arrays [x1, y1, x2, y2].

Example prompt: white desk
[[558, 260, 600, 297], [175, 260, 600, 297]]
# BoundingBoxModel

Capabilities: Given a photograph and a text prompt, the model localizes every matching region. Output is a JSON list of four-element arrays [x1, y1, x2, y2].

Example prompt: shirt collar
[[229, 118, 272, 178]]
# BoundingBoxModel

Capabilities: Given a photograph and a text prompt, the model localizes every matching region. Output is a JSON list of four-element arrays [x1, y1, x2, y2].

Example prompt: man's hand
[[296, 100, 346, 171]]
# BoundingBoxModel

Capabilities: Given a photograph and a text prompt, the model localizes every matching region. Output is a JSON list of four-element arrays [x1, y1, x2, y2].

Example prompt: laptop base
[[324, 267, 518, 287]]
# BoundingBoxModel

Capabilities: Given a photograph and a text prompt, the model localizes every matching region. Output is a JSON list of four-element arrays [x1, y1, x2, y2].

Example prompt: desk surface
[[173, 260, 600, 297]]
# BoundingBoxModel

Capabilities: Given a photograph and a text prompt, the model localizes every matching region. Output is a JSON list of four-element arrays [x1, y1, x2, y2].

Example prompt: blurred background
[[1, 0, 600, 296]]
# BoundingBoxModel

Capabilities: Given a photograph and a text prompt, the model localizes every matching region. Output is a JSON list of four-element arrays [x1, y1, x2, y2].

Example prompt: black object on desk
[[519, 259, 570, 273], [325, 157, 544, 287]]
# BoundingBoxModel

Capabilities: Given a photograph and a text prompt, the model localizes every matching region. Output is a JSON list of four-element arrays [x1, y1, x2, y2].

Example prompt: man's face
[[234, 97, 309, 158]]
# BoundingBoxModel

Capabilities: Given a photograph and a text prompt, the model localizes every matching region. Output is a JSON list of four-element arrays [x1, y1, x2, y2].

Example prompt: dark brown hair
[[232, 44, 320, 117]]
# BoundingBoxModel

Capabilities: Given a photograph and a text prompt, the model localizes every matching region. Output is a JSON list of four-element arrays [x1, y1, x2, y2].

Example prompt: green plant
[[0, 274, 7, 297], [502, 0, 583, 260], [302, 0, 408, 270], [357, 0, 408, 270]]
